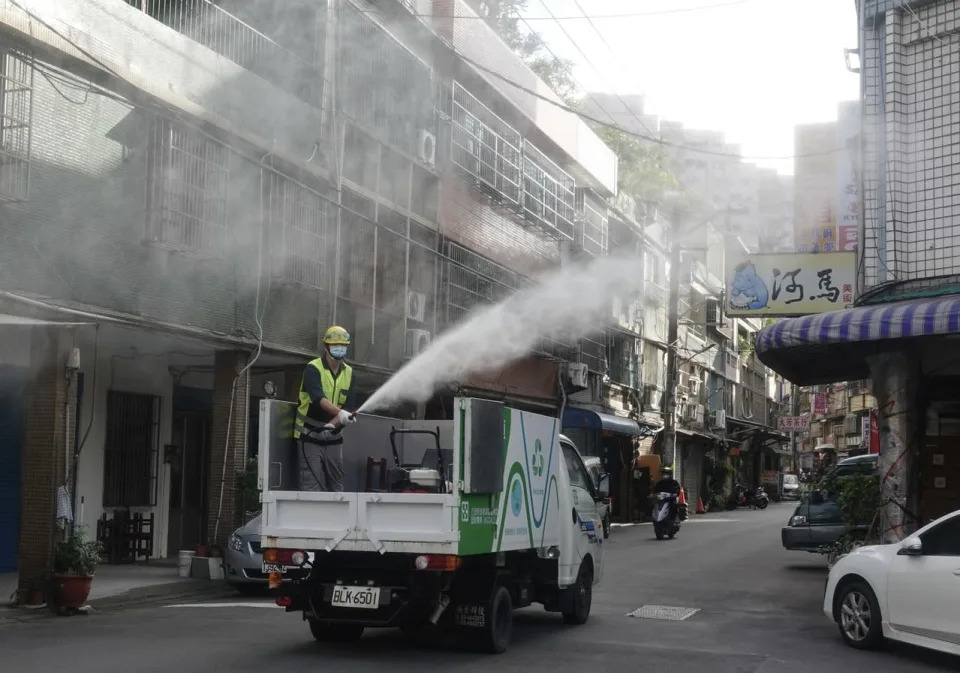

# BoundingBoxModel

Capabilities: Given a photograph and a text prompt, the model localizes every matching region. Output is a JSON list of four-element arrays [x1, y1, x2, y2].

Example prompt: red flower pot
[[53, 574, 94, 609]]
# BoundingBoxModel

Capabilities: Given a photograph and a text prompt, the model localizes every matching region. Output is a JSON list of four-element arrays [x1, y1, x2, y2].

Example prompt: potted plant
[[52, 527, 102, 612]]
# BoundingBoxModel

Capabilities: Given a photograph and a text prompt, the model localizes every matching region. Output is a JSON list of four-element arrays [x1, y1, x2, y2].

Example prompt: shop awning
[[562, 408, 658, 437], [755, 295, 960, 385]]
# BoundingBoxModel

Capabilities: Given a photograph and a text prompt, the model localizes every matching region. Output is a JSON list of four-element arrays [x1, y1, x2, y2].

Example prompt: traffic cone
[[677, 488, 687, 506], [696, 497, 706, 514]]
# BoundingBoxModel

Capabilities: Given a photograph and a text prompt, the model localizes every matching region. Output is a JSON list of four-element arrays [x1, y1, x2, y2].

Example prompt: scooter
[[652, 492, 681, 540], [725, 483, 769, 510]]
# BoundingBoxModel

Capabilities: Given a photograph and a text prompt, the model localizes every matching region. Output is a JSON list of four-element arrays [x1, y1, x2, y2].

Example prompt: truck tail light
[[263, 548, 309, 566], [414, 554, 462, 571]]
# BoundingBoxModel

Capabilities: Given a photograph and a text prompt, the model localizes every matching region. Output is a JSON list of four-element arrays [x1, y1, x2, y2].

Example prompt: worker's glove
[[338, 409, 357, 425]]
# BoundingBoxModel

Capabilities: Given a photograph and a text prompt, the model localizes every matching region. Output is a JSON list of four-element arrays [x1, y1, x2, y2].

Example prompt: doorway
[[0, 365, 27, 572], [167, 387, 212, 557]]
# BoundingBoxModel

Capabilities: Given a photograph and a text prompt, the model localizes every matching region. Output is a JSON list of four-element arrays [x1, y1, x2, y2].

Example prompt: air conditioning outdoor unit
[[418, 129, 436, 167], [405, 329, 432, 358], [566, 362, 589, 391], [713, 409, 726, 429], [406, 290, 427, 322]]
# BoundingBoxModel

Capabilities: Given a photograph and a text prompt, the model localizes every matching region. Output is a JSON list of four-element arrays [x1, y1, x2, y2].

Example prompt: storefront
[[562, 408, 660, 523], [756, 294, 960, 538]]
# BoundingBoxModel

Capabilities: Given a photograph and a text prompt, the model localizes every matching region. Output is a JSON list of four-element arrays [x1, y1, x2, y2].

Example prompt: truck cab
[[258, 397, 606, 653]]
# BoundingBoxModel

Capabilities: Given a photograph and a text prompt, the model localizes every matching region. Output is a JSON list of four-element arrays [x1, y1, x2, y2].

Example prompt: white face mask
[[329, 345, 348, 360]]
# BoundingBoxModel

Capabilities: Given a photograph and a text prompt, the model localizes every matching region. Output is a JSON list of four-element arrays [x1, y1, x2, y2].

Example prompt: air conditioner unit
[[713, 409, 726, 429], [566, 362, 589, 391], [405, 329, 432, 359], [406, 290, 427, 322], [418, 129, 436, 167], [843, 414, 858, 435], [645, 386, 662, 410]]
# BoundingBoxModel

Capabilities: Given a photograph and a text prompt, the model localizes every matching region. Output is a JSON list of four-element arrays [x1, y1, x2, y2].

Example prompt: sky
[[520, 0, 861, 174]]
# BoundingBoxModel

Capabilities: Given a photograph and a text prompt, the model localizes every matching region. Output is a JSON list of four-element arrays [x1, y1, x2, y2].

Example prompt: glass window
[[920, 516, 960, 556], [561, 443, 594, 495], [807, 492, 841, 524]]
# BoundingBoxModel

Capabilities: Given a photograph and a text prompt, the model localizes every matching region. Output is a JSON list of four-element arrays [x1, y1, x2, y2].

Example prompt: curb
[[0, 581, 237, 625]]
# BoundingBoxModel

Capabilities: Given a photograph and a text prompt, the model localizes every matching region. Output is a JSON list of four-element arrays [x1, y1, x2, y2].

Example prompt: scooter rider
[[653, 466, 682, 520]]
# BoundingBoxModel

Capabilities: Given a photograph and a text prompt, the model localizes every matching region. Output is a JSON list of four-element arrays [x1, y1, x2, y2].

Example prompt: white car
[[823, 508, 960, 656]]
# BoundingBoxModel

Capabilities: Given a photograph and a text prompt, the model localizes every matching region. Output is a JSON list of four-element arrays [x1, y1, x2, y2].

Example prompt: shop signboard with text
[[725, 252, 856, 317]]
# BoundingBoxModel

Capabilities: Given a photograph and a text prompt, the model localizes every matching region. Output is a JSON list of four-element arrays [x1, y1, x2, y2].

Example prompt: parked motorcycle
[[652, 492, 681, 540], [725, 483, 769, 510]]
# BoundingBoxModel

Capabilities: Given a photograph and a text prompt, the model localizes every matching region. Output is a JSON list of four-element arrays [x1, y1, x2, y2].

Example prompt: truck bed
[[260, 490, 460, 554]]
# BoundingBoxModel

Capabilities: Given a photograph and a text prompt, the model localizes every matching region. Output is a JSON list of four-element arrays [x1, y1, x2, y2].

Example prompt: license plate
[[262, 563, 286, 574], [331, 585, 380, 610]]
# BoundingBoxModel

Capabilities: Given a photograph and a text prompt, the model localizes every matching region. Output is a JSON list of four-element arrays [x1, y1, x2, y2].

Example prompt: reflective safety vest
[[294, 357, 353, 442]]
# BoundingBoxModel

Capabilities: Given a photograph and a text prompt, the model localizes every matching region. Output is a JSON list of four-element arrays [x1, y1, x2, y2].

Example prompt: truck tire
[[464, 584, 513, 654], [561, 563, 593, 625], [309, 620, 364, 643]]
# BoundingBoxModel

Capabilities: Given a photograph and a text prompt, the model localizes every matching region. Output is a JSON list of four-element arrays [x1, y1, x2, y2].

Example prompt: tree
[[593, 125, 679, 204], [465, 0, 579, 106]]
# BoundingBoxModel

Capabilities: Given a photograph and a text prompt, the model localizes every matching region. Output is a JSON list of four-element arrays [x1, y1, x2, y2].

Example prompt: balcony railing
[[449, 81, 522, 206], [125, 0, 322, 106], [578, 191, 608, 257], [521, 140, 576, 241]]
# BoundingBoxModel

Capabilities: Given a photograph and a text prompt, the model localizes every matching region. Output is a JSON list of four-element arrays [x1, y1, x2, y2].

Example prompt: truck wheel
[[469, 585, 513, 654], [561, 564, 593, 625], [309, 620, 364, 643]]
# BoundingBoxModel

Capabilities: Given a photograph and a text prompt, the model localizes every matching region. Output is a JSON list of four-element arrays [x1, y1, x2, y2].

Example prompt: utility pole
[[791, 382, 800, 473], [662, 242, 682, 475]]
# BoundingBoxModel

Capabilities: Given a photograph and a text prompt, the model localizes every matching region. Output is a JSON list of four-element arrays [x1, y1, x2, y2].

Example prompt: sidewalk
[[1, 560, 235, 623]]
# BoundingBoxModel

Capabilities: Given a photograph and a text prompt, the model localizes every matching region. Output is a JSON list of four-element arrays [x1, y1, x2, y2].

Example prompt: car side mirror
[[597, 474, 610, 500], [897, 537, 923, 556], [810, 490, 825, 505]]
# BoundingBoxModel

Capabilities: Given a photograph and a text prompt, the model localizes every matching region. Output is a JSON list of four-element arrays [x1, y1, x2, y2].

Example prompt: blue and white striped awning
[[755, 295, 960, 385]]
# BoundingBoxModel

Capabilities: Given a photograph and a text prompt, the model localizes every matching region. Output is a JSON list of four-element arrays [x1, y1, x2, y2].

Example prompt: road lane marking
[[163, 602, 283, 609]]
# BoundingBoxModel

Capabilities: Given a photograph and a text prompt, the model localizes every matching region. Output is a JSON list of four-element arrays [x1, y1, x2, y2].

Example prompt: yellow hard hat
[[323, 325, 351, 346]]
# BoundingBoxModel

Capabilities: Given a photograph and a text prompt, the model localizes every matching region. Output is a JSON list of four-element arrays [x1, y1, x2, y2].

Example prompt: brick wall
[[439, 172, 559, 277], [17, 327, 74, 601], [206, 351, 251, 547]]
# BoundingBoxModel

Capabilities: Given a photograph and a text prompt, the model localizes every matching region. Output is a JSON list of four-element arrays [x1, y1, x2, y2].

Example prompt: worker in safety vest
[[295, 325, 358, 491]]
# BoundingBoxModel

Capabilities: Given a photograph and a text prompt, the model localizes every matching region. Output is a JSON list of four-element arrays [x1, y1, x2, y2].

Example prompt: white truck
[[257, 397, 608, 653]]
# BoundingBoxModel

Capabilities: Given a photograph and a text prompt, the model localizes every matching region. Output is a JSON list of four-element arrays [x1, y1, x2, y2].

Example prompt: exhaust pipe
[[428, 594, 451, 625]]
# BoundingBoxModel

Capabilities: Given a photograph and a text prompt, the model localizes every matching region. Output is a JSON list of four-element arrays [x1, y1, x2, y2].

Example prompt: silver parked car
[[224, 514, 271, 594], [782, 473, 800, 500], [582, 456, 611, 539]]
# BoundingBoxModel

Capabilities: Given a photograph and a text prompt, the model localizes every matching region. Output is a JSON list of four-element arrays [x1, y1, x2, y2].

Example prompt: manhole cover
[[626, 605, 700, 621]]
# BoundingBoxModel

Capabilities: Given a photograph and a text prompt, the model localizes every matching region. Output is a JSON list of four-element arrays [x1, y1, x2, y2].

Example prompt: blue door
[[0, 366, 27, 572]]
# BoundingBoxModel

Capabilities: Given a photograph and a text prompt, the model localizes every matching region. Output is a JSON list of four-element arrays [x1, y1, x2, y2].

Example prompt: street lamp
[[661, 205, 746, 480]]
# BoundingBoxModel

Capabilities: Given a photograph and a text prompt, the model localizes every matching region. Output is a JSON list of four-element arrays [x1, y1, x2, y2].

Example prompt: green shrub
[[54, 527, 102, 575]]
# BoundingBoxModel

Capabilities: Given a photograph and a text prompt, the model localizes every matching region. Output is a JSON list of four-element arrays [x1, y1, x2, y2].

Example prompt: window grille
[[521, 140, 576, 241], [266, 171, 330, 288], [103, 391, 161, 508], [608, 333, 639, 388], [0, 48, 32, 202], [449, 81, 522, 205], [578, 333, 607, 374], [337, 2, 435, 156], [578, 191, 608, 257], [146, 118, 230, 255]]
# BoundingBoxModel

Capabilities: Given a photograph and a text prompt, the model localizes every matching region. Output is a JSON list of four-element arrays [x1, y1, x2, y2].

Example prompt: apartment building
[[757, 1, 960, 536], [0, 0, 620, 598]]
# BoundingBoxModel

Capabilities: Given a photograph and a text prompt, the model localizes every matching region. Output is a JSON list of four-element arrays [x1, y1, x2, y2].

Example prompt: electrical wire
[[370, 0, 753, 21], [897, 0, 946, 45]]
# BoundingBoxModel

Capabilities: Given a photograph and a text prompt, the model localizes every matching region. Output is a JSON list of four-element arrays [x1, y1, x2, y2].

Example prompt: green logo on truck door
[[532, 439, 545, 477]]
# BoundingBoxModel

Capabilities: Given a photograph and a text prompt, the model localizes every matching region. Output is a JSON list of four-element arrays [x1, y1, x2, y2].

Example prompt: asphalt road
[[2, 503, 957, 672]]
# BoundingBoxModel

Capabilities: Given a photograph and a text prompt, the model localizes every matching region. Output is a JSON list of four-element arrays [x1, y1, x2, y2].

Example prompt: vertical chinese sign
[[814, 393, 828, 415], [836, 101, 860, 253], [725, 252, 857, 317]]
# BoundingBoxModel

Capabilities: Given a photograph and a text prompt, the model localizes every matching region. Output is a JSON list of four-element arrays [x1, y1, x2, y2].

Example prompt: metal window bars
[[444, 242, 574, 360], [103, 391, 161, 508], [608, 334, 639, 388], [577, 189, 608, 257], [449, 81, 522, 206], [578, 333, 607, 374], [124, 0, 323, 106], [146, 118, 230, 256], [521, 140, 576, 241], [0, 48, 32, 202], [266, 171, 330, 289]]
